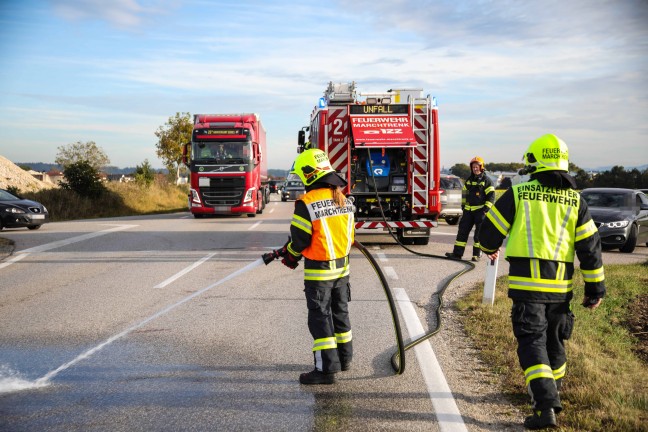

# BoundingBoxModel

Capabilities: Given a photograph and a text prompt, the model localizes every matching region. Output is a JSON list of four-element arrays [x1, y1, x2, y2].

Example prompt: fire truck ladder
[[410, 96, 430, 211]]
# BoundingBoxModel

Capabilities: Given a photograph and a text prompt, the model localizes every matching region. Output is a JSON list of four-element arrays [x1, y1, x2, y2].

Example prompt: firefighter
[[279, 149, 355, 385], [479, 134, 606, 430], [445, 156, 495, 261]]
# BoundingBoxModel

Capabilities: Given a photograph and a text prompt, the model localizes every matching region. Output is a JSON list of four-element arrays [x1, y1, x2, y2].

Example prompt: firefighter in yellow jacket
[[280, 149, 355, 385], [479, 134, 606, 430]]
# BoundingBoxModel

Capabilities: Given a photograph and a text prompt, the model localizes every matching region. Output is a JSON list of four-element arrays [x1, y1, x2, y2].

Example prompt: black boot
[[445, 252, 461, 260], [523, 408, 557, 429], [299, 369, 336, 385]]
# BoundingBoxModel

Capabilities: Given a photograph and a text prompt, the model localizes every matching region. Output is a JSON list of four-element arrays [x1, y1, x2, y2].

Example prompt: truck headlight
[[243, 188, 255, 203]]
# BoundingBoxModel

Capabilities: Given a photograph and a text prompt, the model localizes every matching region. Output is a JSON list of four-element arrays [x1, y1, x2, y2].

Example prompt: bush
[[60, 160, 106, 198]]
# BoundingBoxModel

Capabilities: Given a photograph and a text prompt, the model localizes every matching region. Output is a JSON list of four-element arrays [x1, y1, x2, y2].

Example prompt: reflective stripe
[[464, 204, 485, 211], [345, 211, 354, 256], [320, 217, 337, 260], [553, 206, 572, 260], [486, 206, 510, 236], [523, 201, 534, 257], [335, 330, 352, 344], [524, 364, 554, 385], [291, 214, 312, 235], [304, 266, 350, 281], [509, 276, 573, 293], [556, 262, 565, 281], [575, 219, 597, 242], [287, 242, 300, 258], [530, 259, 540, 280], [312, 337, 337, 351], [582, 267, 605, 283], [485, 186, 495, 195], [553, 363, 566, 380], [484, 201, 493, 209], [455, 240, 467, 247]]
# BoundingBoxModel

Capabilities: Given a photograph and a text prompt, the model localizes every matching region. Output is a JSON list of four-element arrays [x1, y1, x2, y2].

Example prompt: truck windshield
[[192, 140, 252, 164]]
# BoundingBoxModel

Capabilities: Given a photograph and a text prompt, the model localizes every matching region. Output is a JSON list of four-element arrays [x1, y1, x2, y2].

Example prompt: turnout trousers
[[511, 301, 574, 412], [452, 210, 485, 258], [304, 275, 353, 373]]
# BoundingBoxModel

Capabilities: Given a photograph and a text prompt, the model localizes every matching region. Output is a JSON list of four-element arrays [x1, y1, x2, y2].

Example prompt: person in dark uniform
[[279, 149, 355, 385], [479, 134, 606, 430], [445, 156, 495, 261]]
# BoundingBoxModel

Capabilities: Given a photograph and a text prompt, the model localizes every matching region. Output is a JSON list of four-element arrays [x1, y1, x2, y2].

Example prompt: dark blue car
[[0, 189, 49, 230]]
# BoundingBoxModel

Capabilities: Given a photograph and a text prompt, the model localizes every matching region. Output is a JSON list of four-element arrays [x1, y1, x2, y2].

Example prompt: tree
[[155, 112, 193, 174], [449, 163, 470, 179], [134, 159, 155, 187], [55, 141, 110, 171], [60, 160, 106, 198]]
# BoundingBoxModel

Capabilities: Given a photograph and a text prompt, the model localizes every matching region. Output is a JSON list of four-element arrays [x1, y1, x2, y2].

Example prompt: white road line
[[384, 266, 399, 280], [248, 221, 262, 230], [376, 252, 388, 262], [0, 224, 137, 270], [154, 252, 217, 289], [269, 208, 275, 213], [394, 288, 467, 432]]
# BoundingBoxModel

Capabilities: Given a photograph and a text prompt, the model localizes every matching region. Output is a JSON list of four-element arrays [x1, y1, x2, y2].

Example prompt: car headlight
[[604, 220, 629, 228], [5, 207, 26, 214]]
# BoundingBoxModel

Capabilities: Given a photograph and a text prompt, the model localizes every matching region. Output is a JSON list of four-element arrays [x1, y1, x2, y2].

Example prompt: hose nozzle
[[262, 249, 281, 265]]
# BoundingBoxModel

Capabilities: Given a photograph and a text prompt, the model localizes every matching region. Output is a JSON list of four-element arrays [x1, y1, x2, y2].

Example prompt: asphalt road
[[1, 195, 645, 431]]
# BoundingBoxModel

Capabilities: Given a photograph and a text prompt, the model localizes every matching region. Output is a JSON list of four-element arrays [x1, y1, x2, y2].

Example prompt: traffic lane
[[1, 253, 442, 431]]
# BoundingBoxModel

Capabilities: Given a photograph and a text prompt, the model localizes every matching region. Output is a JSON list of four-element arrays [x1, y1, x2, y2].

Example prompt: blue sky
[[0, 0, 646, 171]]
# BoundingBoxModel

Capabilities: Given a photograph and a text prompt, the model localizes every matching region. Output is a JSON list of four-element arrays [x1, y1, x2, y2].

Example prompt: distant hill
[[269, 169, 289, 179], [586, 164, 648, 172], [16, 162, 165, 175]]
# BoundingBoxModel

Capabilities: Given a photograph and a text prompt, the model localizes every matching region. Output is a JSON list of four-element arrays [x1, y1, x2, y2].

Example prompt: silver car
[[439, 174, 463, 225], [281, 179, 305, 202]]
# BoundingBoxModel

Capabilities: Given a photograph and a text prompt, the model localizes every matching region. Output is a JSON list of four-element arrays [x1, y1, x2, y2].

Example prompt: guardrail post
[[482, 254, 499, 305]]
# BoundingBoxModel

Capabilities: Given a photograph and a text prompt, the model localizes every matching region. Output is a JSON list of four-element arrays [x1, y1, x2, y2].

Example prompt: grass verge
[[20, 179, 189, 221], [456, 260, 648, 431]]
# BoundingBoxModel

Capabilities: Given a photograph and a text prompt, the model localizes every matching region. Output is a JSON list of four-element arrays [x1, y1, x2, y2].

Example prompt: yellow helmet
[[469, 156, 485, 171], [291, 149, 335, 186], [523, 134, 569, 174]]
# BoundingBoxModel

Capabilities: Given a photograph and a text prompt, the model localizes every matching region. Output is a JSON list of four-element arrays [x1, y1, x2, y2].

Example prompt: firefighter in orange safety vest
[[478, 134, 606, 430], [445, 156, 495, 261], [278, 149, 355, 385]]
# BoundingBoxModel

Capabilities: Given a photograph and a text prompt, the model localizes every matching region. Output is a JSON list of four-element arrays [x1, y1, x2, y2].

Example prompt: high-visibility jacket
[[288, 187, 355, 283], [462, 173, 495, 212], [480, 178, 605, 302]]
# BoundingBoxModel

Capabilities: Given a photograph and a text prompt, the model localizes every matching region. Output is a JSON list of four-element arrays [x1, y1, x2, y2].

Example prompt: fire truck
[[298, 82, 441, 244], [183, 113, 268, 218]]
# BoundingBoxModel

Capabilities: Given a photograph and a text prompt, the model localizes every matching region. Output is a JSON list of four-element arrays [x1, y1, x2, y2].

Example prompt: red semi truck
[[299, 82, 441, 244], [183, 113, 269, 218]]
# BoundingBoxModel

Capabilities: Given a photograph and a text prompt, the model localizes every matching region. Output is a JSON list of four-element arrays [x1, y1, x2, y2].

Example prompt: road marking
[[154, 252, 217, 289], [394, 288, 467, 432], [0, 224, 137, 270], [376, 252, 388, 262], [248, 221, 262, 230], [384, 266, 399, 280], [269, 208, 275, 214], [32, 258, 264, 387]]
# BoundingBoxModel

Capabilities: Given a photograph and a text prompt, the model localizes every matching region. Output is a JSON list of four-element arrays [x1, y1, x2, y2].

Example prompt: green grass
[[456, 260, 648, 431], [20, 178, 189, 222]]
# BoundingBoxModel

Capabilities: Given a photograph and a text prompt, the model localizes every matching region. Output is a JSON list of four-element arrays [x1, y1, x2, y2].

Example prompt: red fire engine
[[183, 113, 269, 218], [298, 82, 441, 244]]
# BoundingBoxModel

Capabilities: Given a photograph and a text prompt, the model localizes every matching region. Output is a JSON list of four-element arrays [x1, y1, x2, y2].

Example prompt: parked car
[[281, 178, 305, 202], [439, 174, 463, 225], [580, 188, 648, 253], [0, 189, 49, 230]]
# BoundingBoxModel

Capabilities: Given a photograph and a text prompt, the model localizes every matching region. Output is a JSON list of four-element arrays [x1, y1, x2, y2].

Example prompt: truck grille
[[200, 177, 246, 206]]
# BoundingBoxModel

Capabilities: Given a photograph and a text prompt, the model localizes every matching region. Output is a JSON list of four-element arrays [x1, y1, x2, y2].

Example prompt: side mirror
[[298, 130, 305, 147]]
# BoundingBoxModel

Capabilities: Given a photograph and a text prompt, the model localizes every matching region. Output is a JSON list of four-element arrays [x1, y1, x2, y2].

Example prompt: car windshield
[[0, 190, 20, 201], [440, 177, 462, 190], [287, 181, 303, 188], [582, 191, 632, 208]]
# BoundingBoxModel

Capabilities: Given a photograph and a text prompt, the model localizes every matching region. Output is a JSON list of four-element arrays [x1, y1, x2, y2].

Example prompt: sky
[[0, 0, 647, 172]]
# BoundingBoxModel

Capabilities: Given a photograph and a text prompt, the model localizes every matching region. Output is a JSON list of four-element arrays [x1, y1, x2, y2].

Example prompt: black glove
[[281, 252, 299, 270]]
